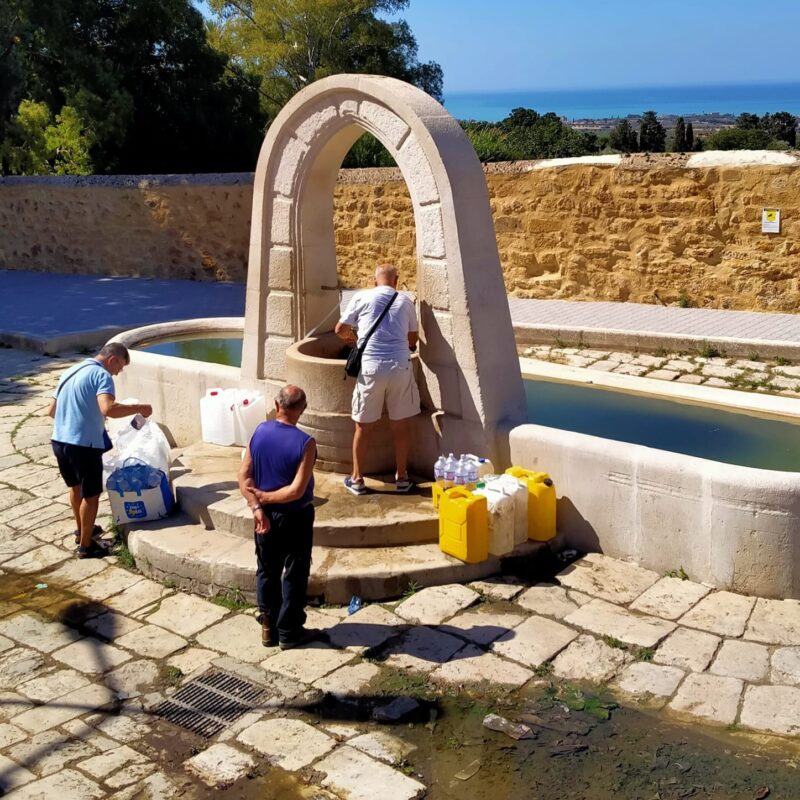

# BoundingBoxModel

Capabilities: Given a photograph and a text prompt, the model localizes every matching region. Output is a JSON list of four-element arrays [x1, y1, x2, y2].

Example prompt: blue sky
[[195, 1, 800, 94], [393, 0, 800, 93]]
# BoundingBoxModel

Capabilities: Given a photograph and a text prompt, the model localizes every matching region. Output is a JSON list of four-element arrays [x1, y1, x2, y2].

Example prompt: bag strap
[[55, 361, 100, 398], [355, 291, 398, 356]]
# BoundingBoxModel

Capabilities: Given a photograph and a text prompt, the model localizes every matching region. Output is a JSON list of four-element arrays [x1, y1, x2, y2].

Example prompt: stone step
[[125, 514, 537, 604], [171, 441, 438, 547]]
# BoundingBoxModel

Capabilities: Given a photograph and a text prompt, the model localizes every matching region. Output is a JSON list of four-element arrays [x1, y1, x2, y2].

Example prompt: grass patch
[[663, 566, 689, 581], [542, 682, 617, 721], [748, 351, 761, 362], [109, 522, 137, 571], [369, 666, 432, 701], [774, 356, 790, 367], [212, 587, 253, 611], [633, 646, 655, 662], [401, 580, 422, 600], [161, 665, 183, 687], [677, 291, 690, 308], [533, 661, 554, 678], [698, 343, 723, 359], [602, 635, 626, 650]]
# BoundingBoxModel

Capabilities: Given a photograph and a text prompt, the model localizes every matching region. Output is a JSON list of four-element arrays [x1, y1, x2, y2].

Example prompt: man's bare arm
[[238, 447, 269, 533], [250, 440, 316, 505], [408, 331, 418, 349], [97, 394, 153, 419], [47, 398, 56, 418], [334, 321, 356, 344]]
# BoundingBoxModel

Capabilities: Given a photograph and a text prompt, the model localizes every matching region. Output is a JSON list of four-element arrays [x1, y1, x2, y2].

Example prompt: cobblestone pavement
[[522, 343, 800, 397], [3, 346, 800, 797]]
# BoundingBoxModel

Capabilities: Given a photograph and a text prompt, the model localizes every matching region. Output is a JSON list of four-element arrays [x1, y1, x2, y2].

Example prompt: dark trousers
[[254, 504, 314, 638]]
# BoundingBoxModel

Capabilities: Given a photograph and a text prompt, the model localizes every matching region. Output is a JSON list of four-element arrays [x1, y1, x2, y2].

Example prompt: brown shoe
[[256, 612, 278, 647]]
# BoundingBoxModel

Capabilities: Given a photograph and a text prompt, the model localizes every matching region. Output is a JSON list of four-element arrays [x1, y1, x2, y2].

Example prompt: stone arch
[[242, 74, 524, 467]]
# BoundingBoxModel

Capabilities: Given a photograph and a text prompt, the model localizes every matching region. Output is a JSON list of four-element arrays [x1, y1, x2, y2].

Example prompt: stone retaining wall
[[1, 155, 798, 312]]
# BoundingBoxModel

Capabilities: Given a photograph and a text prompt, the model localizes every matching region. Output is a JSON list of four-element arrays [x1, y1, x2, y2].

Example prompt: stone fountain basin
[[285, 331, 422, 414]]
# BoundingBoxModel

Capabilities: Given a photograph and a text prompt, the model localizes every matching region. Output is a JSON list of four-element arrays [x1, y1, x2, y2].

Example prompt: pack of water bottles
[[433, 453, 494, 490]]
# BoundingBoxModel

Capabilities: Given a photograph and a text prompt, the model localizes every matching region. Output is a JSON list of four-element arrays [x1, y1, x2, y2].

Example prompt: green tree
[[672, 116, 687, 152], [2, 0, 264, 175], [705, 126, 772, 150], [685, 122, 694, 151], [207, 0, 443, 118], [608, 119, 638, 153], [638, 110, 666, 152], [736, 112, 761, 130], [500, 108, 597, 160], [762, 111, 797, 147]]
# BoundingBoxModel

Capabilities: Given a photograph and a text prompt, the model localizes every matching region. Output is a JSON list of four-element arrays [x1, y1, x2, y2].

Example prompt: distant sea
[[443, 82, 800, 122]]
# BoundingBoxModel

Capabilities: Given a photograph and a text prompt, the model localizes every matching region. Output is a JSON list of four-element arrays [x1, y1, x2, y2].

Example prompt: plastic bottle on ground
[[454, 455, 467, 486]]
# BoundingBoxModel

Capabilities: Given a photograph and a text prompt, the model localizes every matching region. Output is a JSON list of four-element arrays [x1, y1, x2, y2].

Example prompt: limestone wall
[[1, 156, 799, 312]]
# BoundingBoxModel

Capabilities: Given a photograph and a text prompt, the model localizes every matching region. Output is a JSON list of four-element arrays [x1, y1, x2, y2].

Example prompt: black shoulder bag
[[55, 361, 114, 452], [344, 291, 398, 379]]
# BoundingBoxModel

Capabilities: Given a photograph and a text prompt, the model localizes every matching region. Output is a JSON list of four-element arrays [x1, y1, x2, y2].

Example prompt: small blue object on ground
[[347, 595, 364, 615]]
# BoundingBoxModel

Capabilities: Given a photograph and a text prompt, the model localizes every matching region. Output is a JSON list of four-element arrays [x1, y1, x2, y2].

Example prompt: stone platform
[[127, 442, 531, 604]]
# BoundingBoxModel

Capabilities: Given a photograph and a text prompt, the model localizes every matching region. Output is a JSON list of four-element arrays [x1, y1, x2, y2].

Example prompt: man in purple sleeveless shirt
[[238, 385, 316, 650]]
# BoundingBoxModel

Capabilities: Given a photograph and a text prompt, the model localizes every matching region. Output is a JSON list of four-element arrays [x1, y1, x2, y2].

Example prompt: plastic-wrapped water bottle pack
[[106, 459, 166, 494]]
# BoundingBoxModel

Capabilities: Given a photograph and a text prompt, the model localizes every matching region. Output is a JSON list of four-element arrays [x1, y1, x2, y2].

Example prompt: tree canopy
[[205, 0, 443, 117], [638, 110, 666, 152]]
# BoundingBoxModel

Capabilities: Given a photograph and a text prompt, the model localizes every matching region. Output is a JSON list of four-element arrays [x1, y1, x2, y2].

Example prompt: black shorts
[[52, 441, 104, 499]]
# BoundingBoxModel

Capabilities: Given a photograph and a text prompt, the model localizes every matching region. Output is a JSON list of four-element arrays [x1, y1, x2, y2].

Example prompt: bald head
[[374, 264, 398, 287], [276, 385, 306, 413]]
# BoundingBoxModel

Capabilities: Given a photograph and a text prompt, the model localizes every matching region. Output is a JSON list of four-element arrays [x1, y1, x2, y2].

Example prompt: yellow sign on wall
[[762, 208, 781, 234]]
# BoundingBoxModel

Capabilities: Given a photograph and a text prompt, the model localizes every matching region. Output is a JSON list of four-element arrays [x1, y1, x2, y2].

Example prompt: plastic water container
[[200, 388, 235, 446], [438, 486, 489, 564], [474, 482, 516, 556], [505, 466, 557, 542], [454, 455, 467, 486], [484, 475, 529, 546], [466, 454, 495, 480], [232, 391, 266, 446]]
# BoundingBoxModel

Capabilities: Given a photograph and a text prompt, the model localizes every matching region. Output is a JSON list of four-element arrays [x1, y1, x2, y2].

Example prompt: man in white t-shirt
[[335, 264, 420, 495]]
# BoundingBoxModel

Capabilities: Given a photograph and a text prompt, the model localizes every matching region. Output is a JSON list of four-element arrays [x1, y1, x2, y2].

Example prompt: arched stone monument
[[241, 74, 525, 474]]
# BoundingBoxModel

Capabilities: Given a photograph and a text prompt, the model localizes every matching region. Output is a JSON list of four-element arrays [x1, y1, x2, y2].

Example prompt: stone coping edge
[[514, 322, 800, 361], [520, 357, 800, 423]]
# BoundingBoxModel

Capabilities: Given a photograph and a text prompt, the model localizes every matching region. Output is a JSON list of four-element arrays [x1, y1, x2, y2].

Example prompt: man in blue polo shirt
[[49, 342, 152, 558], [238, 385, 316, 650]]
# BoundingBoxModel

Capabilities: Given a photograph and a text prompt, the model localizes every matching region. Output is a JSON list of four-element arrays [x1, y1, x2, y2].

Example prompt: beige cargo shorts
[[351, 359, 420, 423]]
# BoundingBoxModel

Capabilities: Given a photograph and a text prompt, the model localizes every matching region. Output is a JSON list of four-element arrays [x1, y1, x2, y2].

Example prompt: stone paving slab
[[73, 568, 143, 602], [434, 644, 534, 688], [114, 625, 187, 660], [80, 744, 149, 779], [771, 647, 800, 686], [557, 553, 660, 605], [196, 615, 266, 663], [262, 642, 356, 684], [184, 742, 256, 788], [348, 731, 416, 766], [740, 685, 800, 737], [393, 584, 479, 626], [313, 662, 382, 699], [12, 682, 115, 732], [0, 612, 80, 653], [0, 752, 35, 792], [552, 634, 633, 683], [492, 614, 578, 668], [326, 604, 405, 652], [383, 626, 466, 673], [4, 768, 104, 799], [317, 745, 426, 800], [516, 583, 579, 619], [0, 649, 47, 692], [744, 598, 800, 645], [52, 637, 132, 674], [678, 591, 756, 638], [564, 599, 676, 648], [17, 669, 89, 703], [3, 544, 69, 573], [708, 639, 769, 682], [653, 627, 721, 673], [143, 592, 228, 638], [468, 577, 526, 602], [82, 611, 143, 641], [106, 579, 173, 615], [167, 647, 220, 676], [668, 673, 743, 725], [439, 609, 525, 646], [44, 559, 109, 586], [237, 718, 336, 770], [629, 577, 712, 621], [105, 659, 160, 696], [614, 663, 686, 708], [9, 727, 102, 775]]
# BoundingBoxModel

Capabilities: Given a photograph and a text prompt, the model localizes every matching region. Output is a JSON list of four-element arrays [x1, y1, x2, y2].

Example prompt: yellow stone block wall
[[1, 162, 798, 312]]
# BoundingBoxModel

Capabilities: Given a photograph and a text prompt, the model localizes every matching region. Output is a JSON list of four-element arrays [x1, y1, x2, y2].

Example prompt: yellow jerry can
[[504, 466, 557, 542], [431, 481, 445, 510], [438, 486, 489, 563]]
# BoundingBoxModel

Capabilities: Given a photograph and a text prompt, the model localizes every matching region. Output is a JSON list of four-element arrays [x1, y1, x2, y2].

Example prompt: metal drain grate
[[153, 669, 268, 737]]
